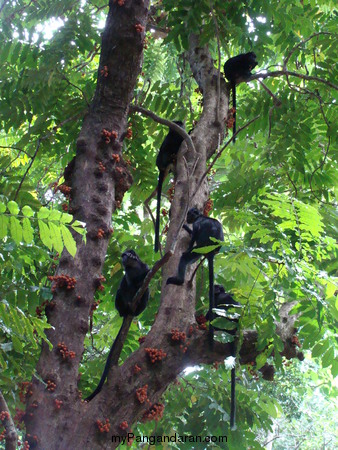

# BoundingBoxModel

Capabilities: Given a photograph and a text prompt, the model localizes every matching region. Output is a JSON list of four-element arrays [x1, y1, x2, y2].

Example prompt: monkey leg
[[166, 251, 200, 285]]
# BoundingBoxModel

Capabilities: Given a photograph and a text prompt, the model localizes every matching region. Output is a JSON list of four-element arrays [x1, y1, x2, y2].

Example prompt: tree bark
[[24, 1, 150, 449]]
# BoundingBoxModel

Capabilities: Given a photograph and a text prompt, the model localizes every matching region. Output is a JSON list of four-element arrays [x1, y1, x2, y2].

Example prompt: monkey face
[[246, 52, 258, 70], [214, 284, 225, 295], [186, 207, 201, 223], [122, 250, 140, 268]]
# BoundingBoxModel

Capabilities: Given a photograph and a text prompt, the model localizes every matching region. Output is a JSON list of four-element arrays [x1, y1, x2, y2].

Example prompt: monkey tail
[[84, 316, 132, 402], [232, 82, 236, 143], [230, 341, 236, 429], [207, 255, 215, 348], [154, 170, 164, 253]]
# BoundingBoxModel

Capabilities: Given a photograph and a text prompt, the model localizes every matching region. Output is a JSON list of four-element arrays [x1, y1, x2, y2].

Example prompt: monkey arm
[[183, 224, 193, 235]]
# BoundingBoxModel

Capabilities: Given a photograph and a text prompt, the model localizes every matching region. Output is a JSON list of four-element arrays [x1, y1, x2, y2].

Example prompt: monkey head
[[186, 207, 201, 223], [121, 250, 140, 268]]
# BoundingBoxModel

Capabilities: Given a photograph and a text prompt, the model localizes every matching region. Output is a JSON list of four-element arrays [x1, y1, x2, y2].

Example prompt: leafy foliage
[[0, 0, 337, 448]]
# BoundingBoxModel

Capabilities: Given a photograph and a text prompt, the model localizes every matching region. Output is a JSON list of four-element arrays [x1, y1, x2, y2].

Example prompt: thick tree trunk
[[24, 2, 149, 449]]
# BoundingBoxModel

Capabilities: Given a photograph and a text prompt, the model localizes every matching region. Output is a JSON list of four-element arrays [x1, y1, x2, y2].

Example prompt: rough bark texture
[[24, 1, 150, 449], [22, 6, 303, 450]]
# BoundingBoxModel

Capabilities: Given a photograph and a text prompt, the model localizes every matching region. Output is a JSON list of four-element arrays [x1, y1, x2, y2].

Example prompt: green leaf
[[10, 216, 23, 243], [7, 200, 20, 215], [12, 335, 23, 353], [22, 217, 34, 244], [0, 215, 9, 239], [22, 205, 35, 217], [37, 207, 50, 220], [49, 222, 64, 254], [38, 220, 53, 250], [61, 225, 77, 257]]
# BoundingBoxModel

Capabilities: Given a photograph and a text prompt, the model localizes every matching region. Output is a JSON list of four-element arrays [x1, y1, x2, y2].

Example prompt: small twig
[[284, 32, 332, 69], [188, 257, 206, 285], [309, 95, 332, 204], [130, 251, 173, 308], [209, 0, 221, 124], [0, 145, 32, 157], [258, 80, 282, 106], [251, 70, 337, 90], [0, 390, 18, 450], [61, 74, 90, 106], [134, 78, 151, 106], [129, 105, 196, 155], [192, 115, 260, 200], [14, 139, 41, 201]]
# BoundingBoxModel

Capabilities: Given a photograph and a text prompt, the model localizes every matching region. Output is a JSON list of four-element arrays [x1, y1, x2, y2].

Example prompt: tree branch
[[251, 70, 337, 90], [0, 390, 17, 450], [129, 104, 196, 155]]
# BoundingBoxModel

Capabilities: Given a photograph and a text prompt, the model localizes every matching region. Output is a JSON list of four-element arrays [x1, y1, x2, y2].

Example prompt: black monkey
[[155, 121, 185, 252], [206, 285, 241, 429], [223, 52, 258, 142], [85, 250, 149, 401], [167, 207, 224, 345]]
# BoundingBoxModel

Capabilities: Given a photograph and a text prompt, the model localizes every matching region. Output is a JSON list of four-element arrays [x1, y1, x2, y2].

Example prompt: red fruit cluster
[[247, 362, 259, 380], [203, 198, 213, 216], [48, 274, 76, 292], [96, 228, 105, 239], [196, 314, 207, 330], [0, 431, 5, 442], [96, 418, 110, 433], [98, 161, 106, 172], [188, 325, 195, 336], [127, 434, 134, 447], [196, 314, 207, 325], [22, 441, 30, 450], [90, 300, 100, 317], [133, 364, 142, 374], [136, 385, 150, 404], [112, 154, 120, 163], [161, 208, 168, 217], [96, 275, 106, 292], [135, 23, 145, 33], [142, 403, 164, 423], [171, 329, 186, 342], [46, 380, 56, 392], [226, 107, 236, 130], [167, 186, 175, 202], [54, 399, 63, 410], [292, 336, 301, 347], [114, 0, 125, 5], [0, 411, 10, 421], [119, 421, 128, 430], [101, 129, 118, 144], [19, 382, 33, 404], [36, 300, 50, 318], [143, 37, 149, 49], [100, 65, 109, 78], [14, 408, 25, 425], [57, 184, 71, 198], [57, 342, 76, 360], [145, 348, 167, 363], [26, 435, 38, 444], [62, 203, 69, 212], [138, 336, 146, 344], [126, 127, 132, 139], [162, 224, 169, 234]]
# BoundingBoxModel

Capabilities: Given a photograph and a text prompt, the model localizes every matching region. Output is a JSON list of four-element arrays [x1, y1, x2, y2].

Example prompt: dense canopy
[[0, 1, 337, 449]]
